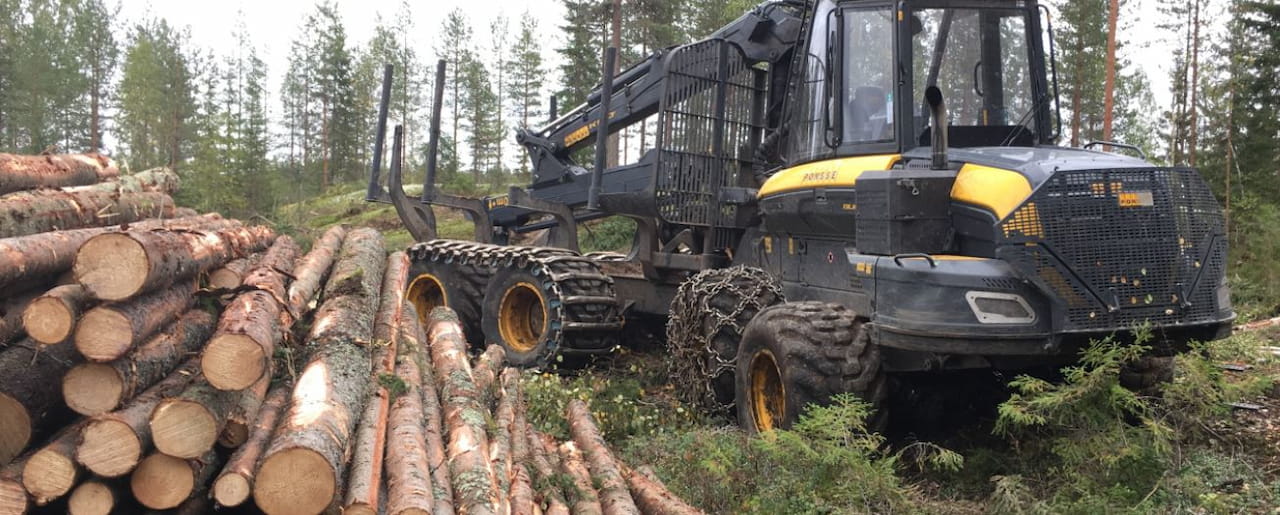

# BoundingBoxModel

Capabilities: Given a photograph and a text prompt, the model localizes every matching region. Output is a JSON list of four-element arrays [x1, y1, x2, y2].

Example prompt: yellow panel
[[950, 164, 1033, 219], [757, 154, 901, 198]]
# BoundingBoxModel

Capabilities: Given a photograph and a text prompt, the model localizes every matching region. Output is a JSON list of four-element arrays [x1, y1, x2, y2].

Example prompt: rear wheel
[[1120, 355, 1176, 394], [405, 258, 486, 344], [735, 302, 886, 432]]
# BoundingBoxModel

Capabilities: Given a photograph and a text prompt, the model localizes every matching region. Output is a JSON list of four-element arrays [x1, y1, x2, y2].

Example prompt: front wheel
[[735, 302, 886, 432]]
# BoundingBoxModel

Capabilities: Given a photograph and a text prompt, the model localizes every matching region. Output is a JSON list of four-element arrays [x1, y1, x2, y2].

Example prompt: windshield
[[912, 8, 1037, 146]]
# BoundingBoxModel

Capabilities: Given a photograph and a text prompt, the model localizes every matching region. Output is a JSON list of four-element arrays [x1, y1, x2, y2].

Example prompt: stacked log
[[0, 153, 119, 195]]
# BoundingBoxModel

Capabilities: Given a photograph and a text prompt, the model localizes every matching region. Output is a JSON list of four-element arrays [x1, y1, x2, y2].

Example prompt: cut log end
[[345, 504, 376, 515], [0, 395, 31, 466], [22, 296, 76, 344], [130, 453, 194, 510], [151, 400, 218, 459], [202, 334, 267, 391], [74, 233, 149, 301], [67, 480, 115, 515], [0, 475, 28, 515], [207, 269, 241, 290], [77, 419, 142, 477], [254, 447, 336, 515], [212, 473, 250, 508], [74, 308, 132, 361], [21, 447, 77, 503], [63, 364, 124, 416]]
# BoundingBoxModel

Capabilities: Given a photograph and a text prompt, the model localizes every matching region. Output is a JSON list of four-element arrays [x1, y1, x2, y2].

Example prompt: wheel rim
[[749, 350, 786, 431], [406, 274, 447, 329], [498, 282, 547, 353]]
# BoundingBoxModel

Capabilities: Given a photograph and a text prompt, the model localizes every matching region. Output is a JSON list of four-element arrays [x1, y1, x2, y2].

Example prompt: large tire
[[405, 257, 487, 345], [666, 266, 783, 412], [735, 302, 886, 432], [481, 257, 621, 368], [1120, 355, 1175, 394]]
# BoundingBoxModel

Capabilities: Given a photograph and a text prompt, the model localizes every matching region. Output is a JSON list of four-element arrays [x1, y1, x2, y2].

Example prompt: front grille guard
[[995, 167, 1228, 332]]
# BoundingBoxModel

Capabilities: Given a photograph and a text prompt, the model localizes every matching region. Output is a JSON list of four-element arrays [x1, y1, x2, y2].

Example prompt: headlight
[[965, 291, 1037, 324]]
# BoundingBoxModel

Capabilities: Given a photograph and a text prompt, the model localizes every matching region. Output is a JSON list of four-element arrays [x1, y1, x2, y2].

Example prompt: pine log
[[285, 225, 346, 319], [427, 308, 501, 515], [76, 358, 199, 477], [19, 420, 90, 505], [73, 224, 276, 301], [62, 167, 178, 195], [218, 372, 271, 448], [207, 256, 254, 291], [0, 213, 230, 291], [62, 309, 214, 416], [321, 228, 387, 301], [0, 189, 175, 239], [557, 441, 604, 515], [527, 428, 570, 515], [0, 338, 82, 466], [0, 289, 42, 346], [201, 236, 300, 390], [409, 304, 453, 515], [510, 463, 536, 515], [73, 282, 196, 362], [129, 449, 220, 510], [0, 152, 119, 195], [211, 382, 289, 508], [373, 252, 410, 343], [473, 345, 506, 406], [67, 478, 130, 515], [619, 463, 703, 515], [377, 335, 432, 515], [0, 454, 30, 515], [490, 368, 520, 496], [150, 376, 242, 459], [22, 284, 92, 345], [566, 399, 640, 515]]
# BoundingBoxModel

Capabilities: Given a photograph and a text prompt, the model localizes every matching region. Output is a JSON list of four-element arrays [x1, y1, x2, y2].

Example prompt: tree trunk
[[0, 454, 30, 515], [379, 333, 433, 515], [129, 449, 221, 510], [620, 463, 702, 515], [0, 153, 119, 195], [63, 167, 180, 195], [23, 284, 93, 345], [1101, 0, 1119, 144], [74, 282, 196, 362], [473, 344, 506, 406], [218, 373, 272, 448], [1070, 40, 1083, 147], [510, 463, 536, 515], [150, 377, 243, 459], [76, 358, 201, 478], [374, 252, 411, 344], [253, 340, 371, 515], [212, 382, 290, 508], [427, 308, 502, 515], [557, 440, 604, 515], [0, 338, 83, 466], [566, 399, 639, 515], [208, 256, 256, 291], [0, 190, 176, 239], [489, 368, 520, 497], [63, 309, 215, 416], [68, 478, 133, 515], [285, 225, 346, 319], [0, 213, 230, 291], [410, 304, 453, 515], [18, 420, 90, 506], [529, 429, 571, 515], [202, 236, 300, 391], [73, 224, 276, 301], [1188, 0, 1201, 167], [0, 288, 43, 346], [321, 228, 388, 302]]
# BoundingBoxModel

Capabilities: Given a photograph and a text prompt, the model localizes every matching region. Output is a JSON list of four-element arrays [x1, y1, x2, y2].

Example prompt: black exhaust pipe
[[925, 86, 949, 170]]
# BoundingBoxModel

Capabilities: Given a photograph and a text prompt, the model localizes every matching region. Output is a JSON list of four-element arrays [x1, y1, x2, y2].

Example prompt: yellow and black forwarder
[[367, 0, 1233, 431]]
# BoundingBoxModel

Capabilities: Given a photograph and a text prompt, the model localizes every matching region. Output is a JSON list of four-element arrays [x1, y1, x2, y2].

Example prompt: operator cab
[[784, 0, 1053, 166]]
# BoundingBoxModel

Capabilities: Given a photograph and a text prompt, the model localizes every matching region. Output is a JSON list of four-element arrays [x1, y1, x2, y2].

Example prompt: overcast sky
[[115, 0, 1193, 136]]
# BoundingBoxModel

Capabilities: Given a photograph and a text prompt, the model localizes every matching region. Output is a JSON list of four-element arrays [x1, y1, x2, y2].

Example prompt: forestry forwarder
[[367, 0, 1234, 431]]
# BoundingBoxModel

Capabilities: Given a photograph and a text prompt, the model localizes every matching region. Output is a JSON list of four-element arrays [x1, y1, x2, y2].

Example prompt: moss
[[378, 373, 408, 399]]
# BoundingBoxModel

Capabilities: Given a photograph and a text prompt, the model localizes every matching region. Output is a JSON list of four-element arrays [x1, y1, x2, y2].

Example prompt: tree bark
[[63, 309, 215, 416], [63, 167, 180, 195], [557, 440, 604, 515], [410, 304, 453, 515], [490, 368, 520, 497], [285, 225, 346, 319], [510, 463, 536, 515], [129, 449, 221, 510], [0, 190, 176, 239], [18, 420, 90, 506], [343, 341, 399, 514], [321, 228, 388, 304], [0, 453, 30, 515], [149, 376, 242, 459], [473, 344, 506, 406], [201, 236, 300, 391], [0, 288, 43, 346], [1101, 0, 1119, 145], [566, 399, 639, 515], [427, 308, 502, 515], [1188, 0, 1201, 167], [378, 334, 433, 515], [73, 282, 196, 362], [0, 338, 83, 466], [73, 224, 276, 301], [374, 252, 411, 344], [620, 463, 702, 515], [207, 256, 256, 291], [0, 153, 119, 195], [526, 427, 570, 515], [218, 373, 272, 448], [212, 382, 289, 508], [23, 284, 93, 345], [0, 213, 230, 291], [75, 358, 201, 478]]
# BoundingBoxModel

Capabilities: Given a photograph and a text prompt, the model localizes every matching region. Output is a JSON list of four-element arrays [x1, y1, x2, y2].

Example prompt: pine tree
[[558, 0, 610, 107], [71, 0, 119, 152], [117, 18, 196, 168], [436, 9, 473, 178], [508, 12, 548, 177], [1055, 0, 1109, 147], [0, 0, 20, 146], [356, 2, 425, 173], [460, 53, 500, 177], [490, 14, 509, 174]]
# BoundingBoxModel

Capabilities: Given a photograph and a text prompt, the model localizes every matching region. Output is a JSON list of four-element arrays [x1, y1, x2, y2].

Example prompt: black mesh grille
[[654, 39, 764, 231], [997, 168, 1227, 331]]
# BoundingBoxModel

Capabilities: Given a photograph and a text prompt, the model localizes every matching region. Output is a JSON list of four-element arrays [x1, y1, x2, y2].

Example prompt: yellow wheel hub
[[498, 282, 547, 353], [749, 350, 786, 432], [406, 274, 447, 330]]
